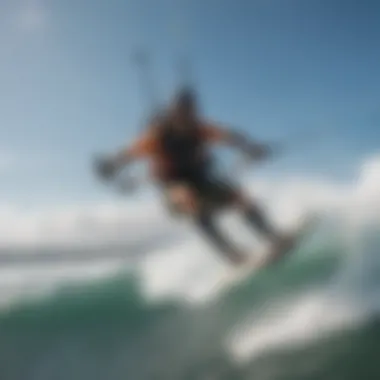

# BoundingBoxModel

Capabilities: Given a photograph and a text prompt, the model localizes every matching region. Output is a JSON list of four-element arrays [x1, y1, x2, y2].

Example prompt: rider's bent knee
[[232, 192, 253, 209], [169, 186, 198, 214]]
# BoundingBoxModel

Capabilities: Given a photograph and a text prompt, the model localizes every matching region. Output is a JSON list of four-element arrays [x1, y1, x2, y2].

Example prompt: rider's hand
[[247, 142, 282, 161], [247, 144, 273, 160], [94, 156, 118, 181]]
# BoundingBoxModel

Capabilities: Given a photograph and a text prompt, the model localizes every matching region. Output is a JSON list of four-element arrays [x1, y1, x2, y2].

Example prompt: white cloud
[[0, 198, 184, 249], [0, 154, 379, 251]]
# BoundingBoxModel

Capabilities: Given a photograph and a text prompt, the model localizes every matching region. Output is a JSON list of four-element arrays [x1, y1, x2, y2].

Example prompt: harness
[[156, 121, 210, 179]]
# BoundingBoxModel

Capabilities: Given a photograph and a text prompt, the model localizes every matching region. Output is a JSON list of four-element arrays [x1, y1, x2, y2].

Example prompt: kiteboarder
[[95, 87, 289, 265]]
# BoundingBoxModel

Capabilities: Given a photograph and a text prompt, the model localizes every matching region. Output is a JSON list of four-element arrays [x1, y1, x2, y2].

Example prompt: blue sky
[[1, 0, 379, 206]]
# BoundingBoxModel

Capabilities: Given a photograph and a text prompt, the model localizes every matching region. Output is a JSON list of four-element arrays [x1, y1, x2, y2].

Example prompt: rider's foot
[[228, 250, 248, 266], [270, 234, 294, 262]]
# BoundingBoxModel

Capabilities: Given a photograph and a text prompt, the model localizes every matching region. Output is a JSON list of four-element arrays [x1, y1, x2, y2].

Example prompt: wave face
[[0, 224, 380, 380], [1, 157, 380, 380]]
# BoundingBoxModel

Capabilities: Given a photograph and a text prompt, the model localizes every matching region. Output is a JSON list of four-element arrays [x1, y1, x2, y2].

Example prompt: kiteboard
[[222, 214, 319, 286]]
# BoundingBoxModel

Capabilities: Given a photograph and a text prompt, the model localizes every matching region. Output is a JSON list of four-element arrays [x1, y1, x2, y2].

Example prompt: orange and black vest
[[154, 122, 210, 180]]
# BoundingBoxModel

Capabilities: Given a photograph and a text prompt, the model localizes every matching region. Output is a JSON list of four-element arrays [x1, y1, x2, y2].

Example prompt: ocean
[[0, 220, 379, 380], [1, 160, 380, 380]]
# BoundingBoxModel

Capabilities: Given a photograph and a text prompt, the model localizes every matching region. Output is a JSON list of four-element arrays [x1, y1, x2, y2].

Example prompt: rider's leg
[[194, 210, 246, 264], [236, 194, 283, 242], [202, 177, 282, 243], [166, 183, 246, 264]]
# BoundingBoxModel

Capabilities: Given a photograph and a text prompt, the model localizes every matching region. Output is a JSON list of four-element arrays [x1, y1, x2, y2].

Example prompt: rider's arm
[[95, 131, 156, 180], [113, 132, 155, 168], [200, 122, 269, 159]]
